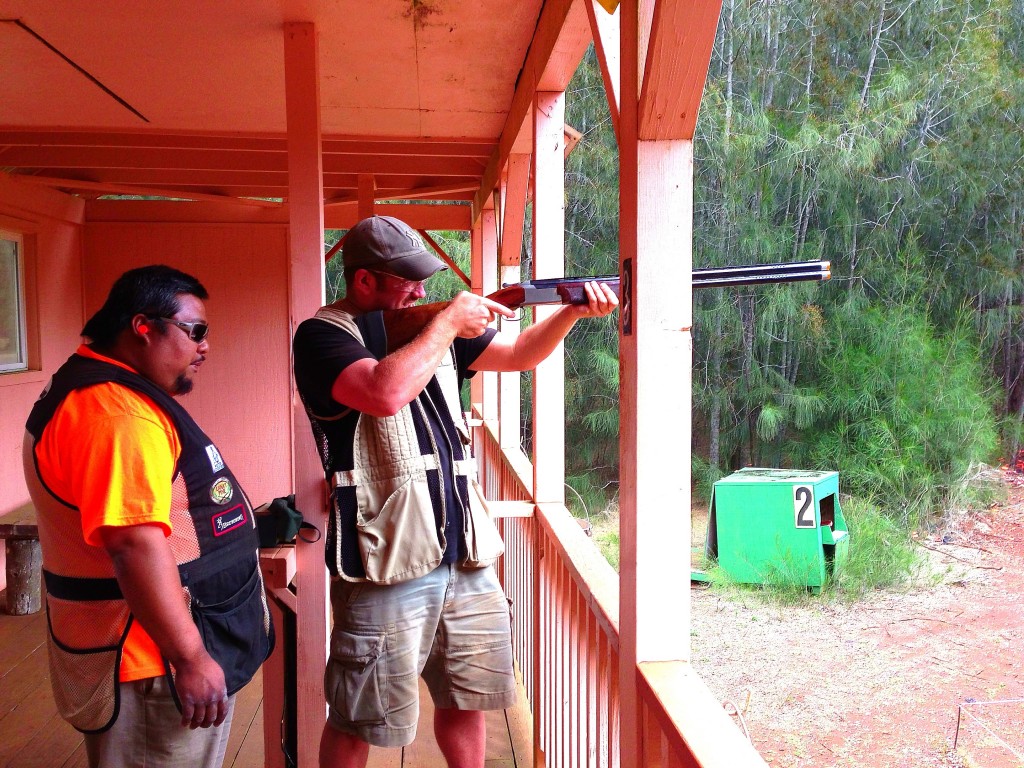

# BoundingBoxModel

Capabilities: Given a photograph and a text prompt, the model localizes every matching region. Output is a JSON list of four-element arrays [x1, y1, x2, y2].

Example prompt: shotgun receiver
[[378, 259, 831, 352]]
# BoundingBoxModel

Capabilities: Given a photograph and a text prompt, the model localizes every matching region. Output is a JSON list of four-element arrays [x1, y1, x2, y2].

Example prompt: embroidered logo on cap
[[399, 226, 425, 251], [205, 444, 225, 472], [211, 504, 247, 537], [210, 477, 234, 505]]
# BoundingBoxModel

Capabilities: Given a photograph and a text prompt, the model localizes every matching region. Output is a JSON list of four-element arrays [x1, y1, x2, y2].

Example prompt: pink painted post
[[617, 1, 641, 762], [498, 154, 529, 454], [469, 215, 484, 417], [495, 154, 528, 456], [477, 209, 500, 422], [531, 89, 566, 768], [283, 21, 329, 768], [530, 91, 566, 506], [617, 0, 719, 763]]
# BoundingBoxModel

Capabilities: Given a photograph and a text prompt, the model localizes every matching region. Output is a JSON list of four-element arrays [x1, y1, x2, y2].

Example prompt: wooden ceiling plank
[[0, 129, 288, 150], [0, 145, 288, 172], [322, 154, 486, 177], [325, 179, 481, 204], [324, 204, 473, 232], [26, 168, 287, 186], [14, 174, 282, 206], [23, 169, 293, 198], [2, 149, 485, 180], [83, 199, 288, 223], [373, 182, 481, 200], [0, 131, 496, 160], [322, 137, 495, 158], [638, 0, 723, 139]]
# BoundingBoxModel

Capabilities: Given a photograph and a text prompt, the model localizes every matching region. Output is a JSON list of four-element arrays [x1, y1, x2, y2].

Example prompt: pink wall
[[82, 205, 295, 507], [0, 176, 86, 512]]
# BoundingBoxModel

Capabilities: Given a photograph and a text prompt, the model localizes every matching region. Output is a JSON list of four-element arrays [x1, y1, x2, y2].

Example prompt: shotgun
[[378, 259, 831, 352]]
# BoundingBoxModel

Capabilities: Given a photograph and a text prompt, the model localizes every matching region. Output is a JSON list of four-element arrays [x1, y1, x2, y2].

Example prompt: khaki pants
[[84, 676, 235, 768]]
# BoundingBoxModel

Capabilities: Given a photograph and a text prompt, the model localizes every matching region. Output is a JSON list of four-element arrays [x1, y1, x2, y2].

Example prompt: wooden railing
[[472, 420, 768, 768]]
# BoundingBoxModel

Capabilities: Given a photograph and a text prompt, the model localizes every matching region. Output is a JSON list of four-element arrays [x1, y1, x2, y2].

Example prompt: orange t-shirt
[[34, 345, 181, 682]]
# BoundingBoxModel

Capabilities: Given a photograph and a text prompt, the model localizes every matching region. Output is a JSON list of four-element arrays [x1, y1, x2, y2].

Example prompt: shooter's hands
[[441, 291, 517, 338]]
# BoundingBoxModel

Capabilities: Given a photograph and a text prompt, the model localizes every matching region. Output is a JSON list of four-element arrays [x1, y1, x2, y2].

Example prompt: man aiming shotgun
[[292, 215, 617, 768]]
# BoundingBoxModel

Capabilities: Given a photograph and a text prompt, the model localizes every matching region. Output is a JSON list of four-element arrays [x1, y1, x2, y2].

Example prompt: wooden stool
[[0, 503, 41, 615]]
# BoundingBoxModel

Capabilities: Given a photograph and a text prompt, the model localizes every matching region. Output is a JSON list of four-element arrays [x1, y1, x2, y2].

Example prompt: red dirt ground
[[690, 468, 1024, 768]]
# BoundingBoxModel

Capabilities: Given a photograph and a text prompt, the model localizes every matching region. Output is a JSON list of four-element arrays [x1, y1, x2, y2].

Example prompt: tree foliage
[[560, 0, 1023, 522]]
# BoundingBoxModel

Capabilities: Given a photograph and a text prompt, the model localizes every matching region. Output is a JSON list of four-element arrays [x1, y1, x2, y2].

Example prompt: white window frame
[[0, 230, 28, 373]]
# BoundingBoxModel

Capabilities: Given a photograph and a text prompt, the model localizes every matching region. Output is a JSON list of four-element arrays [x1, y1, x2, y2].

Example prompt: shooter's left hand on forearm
[[569, 280, 619, 318]]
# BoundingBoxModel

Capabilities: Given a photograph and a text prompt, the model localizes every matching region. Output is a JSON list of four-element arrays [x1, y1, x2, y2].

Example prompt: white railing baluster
[[472, 419, 766, 768]]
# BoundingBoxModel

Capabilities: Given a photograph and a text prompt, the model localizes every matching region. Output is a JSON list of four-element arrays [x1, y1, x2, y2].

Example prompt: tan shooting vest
[[314, 307, 504, 584]]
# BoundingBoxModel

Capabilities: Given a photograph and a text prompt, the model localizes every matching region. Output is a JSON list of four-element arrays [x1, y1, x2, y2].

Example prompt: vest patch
[[210, 477, 234, 504], [211, 504, 247, 536], [206, 444, 225, 472]]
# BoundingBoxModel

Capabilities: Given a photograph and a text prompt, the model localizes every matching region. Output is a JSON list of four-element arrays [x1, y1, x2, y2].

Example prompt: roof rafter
[[638, 0, 722, 139], [471, 0, 592, 221]]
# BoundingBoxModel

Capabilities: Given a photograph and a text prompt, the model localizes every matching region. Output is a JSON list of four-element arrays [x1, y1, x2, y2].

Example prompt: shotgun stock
[[378, 259, 830, 352]]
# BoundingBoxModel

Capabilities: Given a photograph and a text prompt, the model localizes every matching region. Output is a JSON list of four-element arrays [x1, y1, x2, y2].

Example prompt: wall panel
[[0, 175, 85, 509]]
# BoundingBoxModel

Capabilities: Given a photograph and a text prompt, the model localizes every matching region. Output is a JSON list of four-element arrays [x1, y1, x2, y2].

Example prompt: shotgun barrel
[[491, 259, 831, 307], [378, 259, 831, 351]]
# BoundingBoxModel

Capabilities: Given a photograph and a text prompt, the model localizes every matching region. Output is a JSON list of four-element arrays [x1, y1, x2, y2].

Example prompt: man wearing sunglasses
[[23, 265, 273, 768], [293, 216, 617, 768]]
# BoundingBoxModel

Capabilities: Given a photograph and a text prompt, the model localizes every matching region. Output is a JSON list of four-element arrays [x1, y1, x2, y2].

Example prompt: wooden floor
[[0, 597, 531, 768]]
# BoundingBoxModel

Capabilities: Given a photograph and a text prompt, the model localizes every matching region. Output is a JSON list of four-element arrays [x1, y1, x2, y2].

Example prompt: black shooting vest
[[24, 353, 274, 733]]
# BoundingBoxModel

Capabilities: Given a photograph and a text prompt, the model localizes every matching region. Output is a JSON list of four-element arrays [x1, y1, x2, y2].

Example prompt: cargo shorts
[[324, 563, 517, 747]]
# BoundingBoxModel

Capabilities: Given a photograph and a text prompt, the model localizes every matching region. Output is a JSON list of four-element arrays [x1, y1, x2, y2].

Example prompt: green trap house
[[697, 468, 849, 590]]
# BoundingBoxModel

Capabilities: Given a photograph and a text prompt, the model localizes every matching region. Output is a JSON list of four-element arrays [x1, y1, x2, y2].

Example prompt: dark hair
[[81, 265, 208, 347]]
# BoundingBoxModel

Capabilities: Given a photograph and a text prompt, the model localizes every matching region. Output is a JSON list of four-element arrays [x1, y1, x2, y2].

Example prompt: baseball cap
[[342, 215, 448, 281]]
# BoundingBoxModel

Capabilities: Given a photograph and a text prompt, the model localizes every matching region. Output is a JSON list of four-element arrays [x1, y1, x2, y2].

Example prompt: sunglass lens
[[191, 324, 209, 342]]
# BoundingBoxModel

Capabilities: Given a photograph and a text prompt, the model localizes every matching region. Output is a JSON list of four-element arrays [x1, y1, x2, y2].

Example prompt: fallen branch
[[916, 541, 1003, 570], [941, 541, 996, 555], [862, 615, 956, 630]]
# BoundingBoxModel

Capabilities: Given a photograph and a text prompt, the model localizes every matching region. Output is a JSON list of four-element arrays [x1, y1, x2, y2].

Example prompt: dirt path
[[689, 469, 1024, 767]]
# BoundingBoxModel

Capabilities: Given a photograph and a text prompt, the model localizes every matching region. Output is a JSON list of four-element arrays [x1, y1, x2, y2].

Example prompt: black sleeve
[[292, 318, 375, 417], [453, 327, 498, 380]]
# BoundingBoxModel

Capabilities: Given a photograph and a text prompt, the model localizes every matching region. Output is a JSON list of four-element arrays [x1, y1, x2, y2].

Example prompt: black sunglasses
[[151, 317, 210, 343]]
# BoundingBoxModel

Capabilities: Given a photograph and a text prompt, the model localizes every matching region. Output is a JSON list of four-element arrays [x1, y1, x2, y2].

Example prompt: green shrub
[[593, 525, 620, 571], [691, 454, 724, 506], [829, 497, 920, 598], [794, 299, 999, 524]]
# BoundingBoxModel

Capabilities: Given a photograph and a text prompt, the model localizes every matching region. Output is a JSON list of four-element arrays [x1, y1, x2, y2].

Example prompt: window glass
[[0, 233, 27, 372]]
